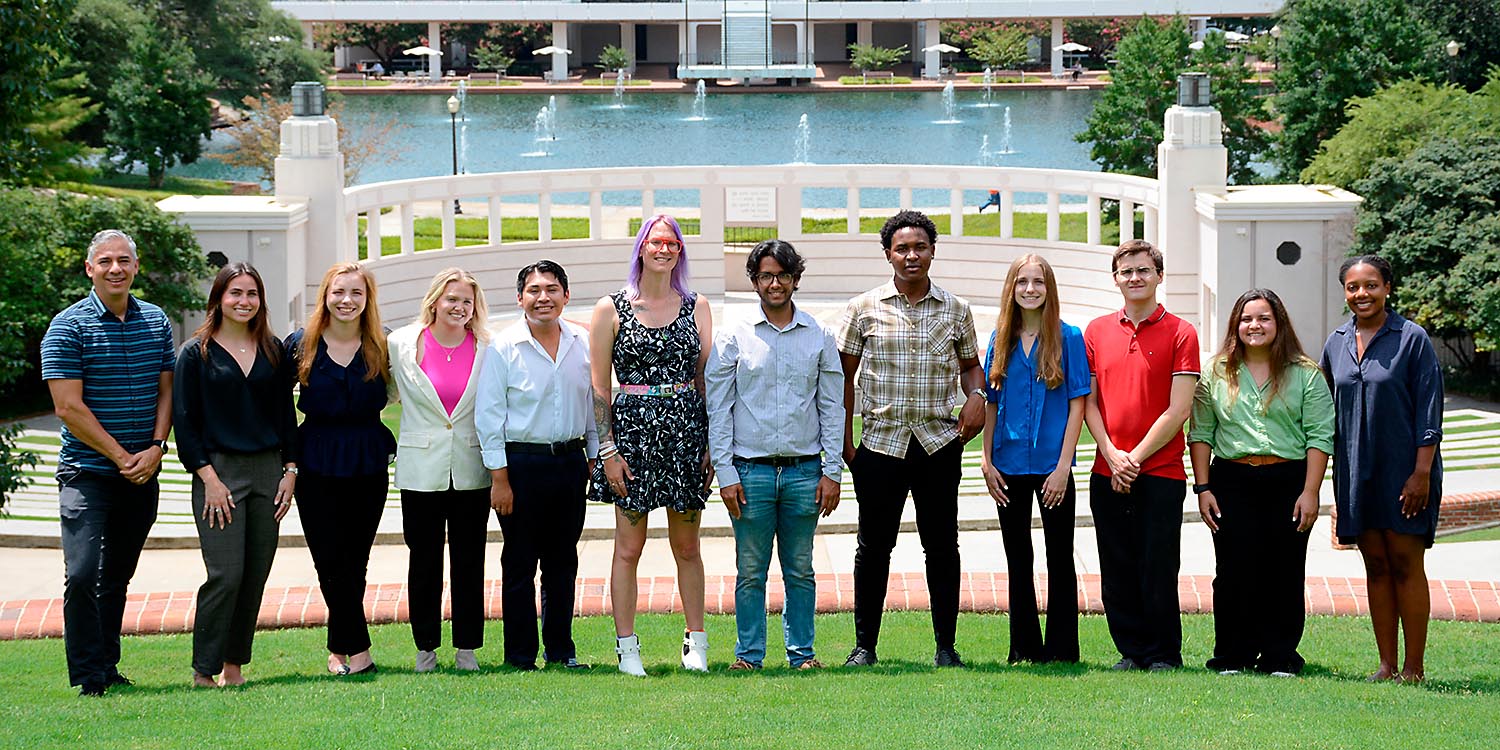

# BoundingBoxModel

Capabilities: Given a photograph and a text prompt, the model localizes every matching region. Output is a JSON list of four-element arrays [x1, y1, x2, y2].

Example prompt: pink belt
[[619, 383, 694, 396]]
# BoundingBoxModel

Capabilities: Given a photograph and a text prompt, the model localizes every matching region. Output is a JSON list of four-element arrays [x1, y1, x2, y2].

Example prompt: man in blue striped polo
[[41, 229, 175, 697]]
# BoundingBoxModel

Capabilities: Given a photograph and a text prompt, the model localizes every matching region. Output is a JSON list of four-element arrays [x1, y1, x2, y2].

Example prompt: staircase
[[722, 3, 770, 68]]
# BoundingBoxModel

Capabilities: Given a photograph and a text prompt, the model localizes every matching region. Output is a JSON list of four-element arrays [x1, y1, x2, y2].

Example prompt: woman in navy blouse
[[978, 254, 1090, 663], [287, 262, 396, 677], [174, 263, 297, 687], [1320, 255, 1443, 683]]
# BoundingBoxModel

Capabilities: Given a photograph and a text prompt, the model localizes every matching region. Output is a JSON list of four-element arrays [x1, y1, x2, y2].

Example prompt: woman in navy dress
[[1320, 255, 1443, 683]]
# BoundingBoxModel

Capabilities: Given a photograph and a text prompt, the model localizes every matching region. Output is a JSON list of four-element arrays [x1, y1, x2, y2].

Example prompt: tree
[[105, 34, 214, 188], [1410, 0, 1500, 92], [1270, 0, 1442, 180], [1350, 137, 1500, 366], [1076, 17, 1268, 182], [848, 43, 908, 73], [64, 0, 150, 147], [470, 43, 513, 74], [0, 0, 78, 184], [315, 22, 426, 70], [211, 93, 403, 186], [967, 26, 1030, 73], [25, 71, 98, 183], [596, 45, 631, 73], [149, 0, 325, 100]]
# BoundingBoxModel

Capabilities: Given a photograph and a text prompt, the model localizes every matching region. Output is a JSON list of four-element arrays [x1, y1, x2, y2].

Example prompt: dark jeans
[[1207, 459, 1311, 674], [297, 471, 387, 655], [191, 450, 282, 676], [496, 450, 588, 665], [997, 472, 1079, 663], [852, 437, 963, 651], [402, 486, 491, 651], [58, 467, 158, 688], [1090, 472, 1185, 667]]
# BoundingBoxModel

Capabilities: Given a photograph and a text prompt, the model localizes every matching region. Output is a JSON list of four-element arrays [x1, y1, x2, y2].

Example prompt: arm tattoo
[[593, 388, 614, 445]]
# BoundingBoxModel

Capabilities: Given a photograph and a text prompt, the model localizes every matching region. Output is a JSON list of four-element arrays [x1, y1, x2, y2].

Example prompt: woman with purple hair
[[588, 214, 714, 676]]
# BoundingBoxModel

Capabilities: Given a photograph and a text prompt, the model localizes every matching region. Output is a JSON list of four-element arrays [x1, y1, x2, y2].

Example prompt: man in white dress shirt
[[705, 239, 844, 670], [476, 260, 598, 670]]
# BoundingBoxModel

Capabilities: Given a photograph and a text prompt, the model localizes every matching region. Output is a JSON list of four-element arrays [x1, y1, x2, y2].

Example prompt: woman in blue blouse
[[979, 254, 1090, 663], [1320, 256, 1443, 683], [287, 262, 397, 677]]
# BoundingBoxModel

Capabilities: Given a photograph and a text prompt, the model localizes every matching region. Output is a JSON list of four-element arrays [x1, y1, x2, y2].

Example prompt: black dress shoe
[[843, 646, 878, 667], [547, 657, 592, 670], [104, 672, 134, 688], [508, 661, 539, 672], [79, 682, 106, 697], [1111, 657, 1142, 671], [1147, 661, 1180, 672], [934, 647, 966, 668]]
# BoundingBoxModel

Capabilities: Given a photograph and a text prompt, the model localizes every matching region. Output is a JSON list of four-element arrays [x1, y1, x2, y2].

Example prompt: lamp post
[[1446, 39, 1461, 58], [1269, 24, 1281, 73], [446, 95, 462, 215]]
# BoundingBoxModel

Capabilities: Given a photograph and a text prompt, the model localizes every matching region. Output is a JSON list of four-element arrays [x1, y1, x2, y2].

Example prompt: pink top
[[420, 328, 475, 416]]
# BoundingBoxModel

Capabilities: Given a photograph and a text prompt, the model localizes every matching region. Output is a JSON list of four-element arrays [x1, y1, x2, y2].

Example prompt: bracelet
[[283, 466, 299, 476], [598, 446, 619, 460]]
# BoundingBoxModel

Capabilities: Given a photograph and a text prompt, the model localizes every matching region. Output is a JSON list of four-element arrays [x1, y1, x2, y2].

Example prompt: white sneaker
[[415, 650, 437, 673], [455, 649, 479, 672], [616, 634, 646, 677], [681, 630, 709, 672]]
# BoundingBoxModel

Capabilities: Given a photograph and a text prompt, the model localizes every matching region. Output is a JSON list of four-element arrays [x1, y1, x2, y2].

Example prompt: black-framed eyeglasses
[[751, 272, 796, 285]]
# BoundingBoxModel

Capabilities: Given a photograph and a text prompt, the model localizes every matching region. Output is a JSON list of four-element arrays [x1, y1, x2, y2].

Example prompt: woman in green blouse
[[1188, 288, 1335, 676]]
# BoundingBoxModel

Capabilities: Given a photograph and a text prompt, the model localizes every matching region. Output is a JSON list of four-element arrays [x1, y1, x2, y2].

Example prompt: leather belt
[[619, 383, 694, 396], [506, 438, 586, 456], [1224, 454, 1293, 467], [736, 454, 819, 467]]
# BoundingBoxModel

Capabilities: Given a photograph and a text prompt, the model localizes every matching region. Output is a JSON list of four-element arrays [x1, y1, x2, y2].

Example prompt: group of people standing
[[42, 212, 1443, 695]]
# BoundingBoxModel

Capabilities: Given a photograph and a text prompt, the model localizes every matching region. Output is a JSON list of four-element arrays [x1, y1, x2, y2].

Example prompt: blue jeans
[[730, 458, 822, 667]]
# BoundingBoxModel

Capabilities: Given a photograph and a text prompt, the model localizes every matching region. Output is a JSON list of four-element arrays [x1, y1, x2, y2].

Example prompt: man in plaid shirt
[[835, 210, 988, 668]]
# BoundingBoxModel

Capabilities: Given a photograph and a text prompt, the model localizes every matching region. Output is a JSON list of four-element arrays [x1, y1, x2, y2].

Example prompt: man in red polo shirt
[[1083, 239, 1199, 671]]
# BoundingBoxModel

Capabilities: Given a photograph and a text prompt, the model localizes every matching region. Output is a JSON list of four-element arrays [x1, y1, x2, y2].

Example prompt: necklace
[[433, 331, 465, 362]]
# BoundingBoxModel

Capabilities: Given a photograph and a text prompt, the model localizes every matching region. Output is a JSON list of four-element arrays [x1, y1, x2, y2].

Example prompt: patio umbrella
[[1224, 31, 1250, 42], [532, 45, 573, 56], [1052, 42, 1091, 53], [403, 45, 442, 57], [1189, 40, 1206, 50], [921, 42, 962, 72]]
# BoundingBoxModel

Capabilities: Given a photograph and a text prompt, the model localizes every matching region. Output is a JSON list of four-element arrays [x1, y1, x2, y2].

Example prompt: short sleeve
[[1408, 326, 1444, 447], [1172, 319, 1201, 375], [1083, 319, 1100, 375], [1062, 324, 1090, 400], [40, 315, 83, 380], [1300, 363, 1336, 456], [1186, 366, 1218, 446], [157, 313, 176, 372], [954, 301, 979, 360], [982, 331, 1000, 403], [834, 299, 864, 358]]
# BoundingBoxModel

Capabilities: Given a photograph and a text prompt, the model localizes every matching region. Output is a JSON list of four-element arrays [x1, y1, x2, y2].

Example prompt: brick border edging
[[3, 573, 1497, 640]]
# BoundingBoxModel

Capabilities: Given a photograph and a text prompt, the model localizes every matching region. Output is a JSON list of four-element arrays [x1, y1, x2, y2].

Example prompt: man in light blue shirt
[[705, 239, 844, 670]]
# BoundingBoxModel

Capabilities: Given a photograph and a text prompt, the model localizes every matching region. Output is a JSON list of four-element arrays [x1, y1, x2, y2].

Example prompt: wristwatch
[[1192, 483, 1211, 495], [152, 439, 169, 454], [970, 387, 986, 400]]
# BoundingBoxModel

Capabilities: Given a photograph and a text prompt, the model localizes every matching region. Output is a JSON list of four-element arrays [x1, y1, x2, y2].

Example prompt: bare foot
[[219, 663, 246, 687], [328, 653, 349, 674], [1397, 670, 1425, 684], [1365, 666, 1397, 682], [191, 672, 218, 688]]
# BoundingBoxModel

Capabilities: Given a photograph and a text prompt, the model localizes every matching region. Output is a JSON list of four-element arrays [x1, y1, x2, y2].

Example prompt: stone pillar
[[275, 109, 346, 317], [1050, 18, 1064, 77], [1156, 103, 1228, 336], [680, 21, 692, 68], [805, 21, 815, 66], [923, 20, 941, 79], [621, 22, 637, 73], [856, 21, 872, 47], [1189, 17, 1210, 41], [301, 22, 315, 50], [428, 21, 442, 81], [552, 21, 570, 81]]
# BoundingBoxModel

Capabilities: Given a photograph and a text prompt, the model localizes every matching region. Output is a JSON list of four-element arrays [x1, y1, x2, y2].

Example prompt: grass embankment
[[357, 211, 1137, 259], [838, 76, 915, 85], [53, 174, 243, 202], [2, 612, 1497, 749]]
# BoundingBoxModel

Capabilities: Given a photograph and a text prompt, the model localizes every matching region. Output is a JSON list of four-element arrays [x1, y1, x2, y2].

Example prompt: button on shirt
[[476, 319, 599, 470], [40, 291, 175, 475], [1083, 304, 1200, 480], [983, 323, 1091, 476], [705, 304, 846, 488], [836, 281, 979, 458], [1188, 359, 1335, 461]]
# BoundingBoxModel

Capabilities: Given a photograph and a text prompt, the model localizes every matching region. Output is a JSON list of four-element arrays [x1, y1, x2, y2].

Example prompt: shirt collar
[[87, 289, 140, 321], [1336, 308, 1405, 336], [1117, 303, 1166, 327], [877, 280, 946, 306], [751, 302, 812, 332]]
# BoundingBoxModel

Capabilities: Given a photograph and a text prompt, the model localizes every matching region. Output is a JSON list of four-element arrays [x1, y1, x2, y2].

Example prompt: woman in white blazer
[[388, 268, 492, 673]]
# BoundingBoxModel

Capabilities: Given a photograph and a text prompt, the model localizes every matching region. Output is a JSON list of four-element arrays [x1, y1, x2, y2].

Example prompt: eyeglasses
[[751, 272, 796, 285], [1114, 266, 1156, 279], [644, 239, 682, 252]]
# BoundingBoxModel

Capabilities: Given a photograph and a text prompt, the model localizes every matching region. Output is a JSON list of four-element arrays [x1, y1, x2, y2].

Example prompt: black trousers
[[401, 486, 491, 651], [297, 471, 387, 655], [1090, 472, 1185, 667], [852, 437, 963, 651], [191, 450, 282, 676], [57, 467, 158, 688], [496, 450, 588, 665], [1207, 459, 1311, 674], [996, 472, 1079, 663]]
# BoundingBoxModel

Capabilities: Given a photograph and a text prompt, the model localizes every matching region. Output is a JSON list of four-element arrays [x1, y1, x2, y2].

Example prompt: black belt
[[736, 454, 819, 467], [506, 438, 586, 456]]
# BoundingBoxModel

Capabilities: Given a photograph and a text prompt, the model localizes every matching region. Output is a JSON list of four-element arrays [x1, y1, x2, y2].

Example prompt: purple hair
[[625, 214, 692, 301]]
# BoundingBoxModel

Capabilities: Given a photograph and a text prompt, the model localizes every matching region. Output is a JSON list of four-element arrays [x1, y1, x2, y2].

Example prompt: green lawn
[[1438, 525, 1500, 544], [53, 174, 244, 202], [838, 76, 916, 85], [2, 612, 1496, 748]]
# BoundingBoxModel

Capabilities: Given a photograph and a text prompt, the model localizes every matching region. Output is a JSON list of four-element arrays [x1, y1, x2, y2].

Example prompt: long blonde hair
[[299, 262, 391, 385], [990, 254, 1064, 389], [416, 267, 489, 343]]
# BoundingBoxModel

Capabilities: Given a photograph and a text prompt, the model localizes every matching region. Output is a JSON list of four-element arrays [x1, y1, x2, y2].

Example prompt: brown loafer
[[796, 659, 826, 670], [728, 658, 761, 671]]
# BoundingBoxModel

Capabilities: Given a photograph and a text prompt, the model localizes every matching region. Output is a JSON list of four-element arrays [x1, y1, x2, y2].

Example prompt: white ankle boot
[[615, 634, 646, 677], [681, 630, 709, 672]]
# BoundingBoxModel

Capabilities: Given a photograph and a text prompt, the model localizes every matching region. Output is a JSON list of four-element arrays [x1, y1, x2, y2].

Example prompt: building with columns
[[275, 1, 1281, 82]]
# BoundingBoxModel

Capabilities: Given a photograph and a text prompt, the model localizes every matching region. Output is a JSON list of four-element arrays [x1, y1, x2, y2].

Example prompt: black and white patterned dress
[[589, 290, 710, 514]]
